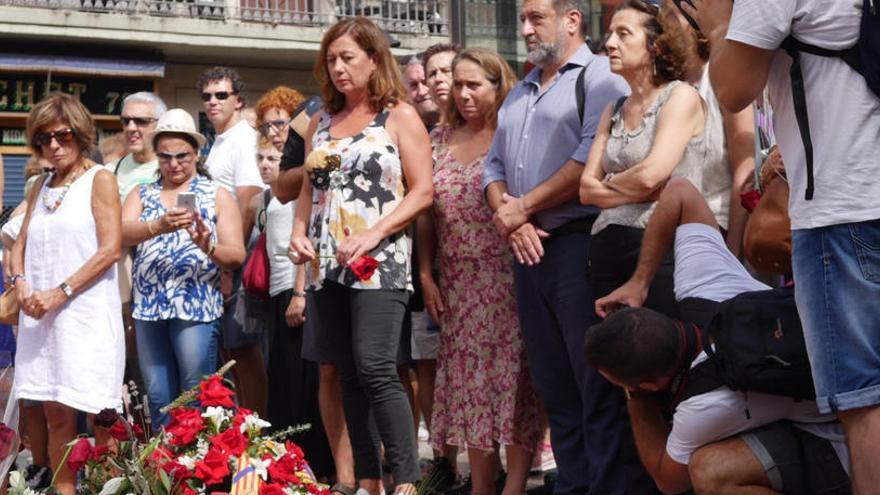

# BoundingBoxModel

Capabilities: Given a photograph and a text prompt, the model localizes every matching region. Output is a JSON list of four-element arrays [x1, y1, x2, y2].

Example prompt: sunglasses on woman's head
[[120, 116, 158, 127], [200, 91, 237, 102], [258, 118, 292, 136], [33, 128, 76, 147]]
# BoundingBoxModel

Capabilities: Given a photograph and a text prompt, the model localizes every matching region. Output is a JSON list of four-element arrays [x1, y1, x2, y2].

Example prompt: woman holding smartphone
[[121, 108, 245, 426]]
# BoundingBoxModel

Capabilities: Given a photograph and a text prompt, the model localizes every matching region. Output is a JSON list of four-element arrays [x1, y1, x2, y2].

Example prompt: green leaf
[[159, 467, 172, 493]]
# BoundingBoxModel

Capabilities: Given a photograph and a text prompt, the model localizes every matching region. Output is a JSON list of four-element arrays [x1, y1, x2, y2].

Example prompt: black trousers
[[309, 281, 419, 484]]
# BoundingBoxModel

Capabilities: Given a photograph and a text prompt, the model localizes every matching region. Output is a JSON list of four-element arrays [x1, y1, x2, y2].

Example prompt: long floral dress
[[429, 126, 540, 452]]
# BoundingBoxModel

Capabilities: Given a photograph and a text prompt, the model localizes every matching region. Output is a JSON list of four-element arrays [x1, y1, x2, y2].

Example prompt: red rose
[[67, 438, 93, 472], [740, 189, 762, 213], [150, 445, 173, 465], [194, 448, 230, 486], [91, 445, 109, 462], [162, 460, 193, 481], [109, 420, 144, 441], [198, 375, 236, 408], [0, 423, 17, 459], [267, 453, 298, 485], [166, 408, 206, 446], [349, 256, 378, 281], [284, 441, 305, 461], [232, 408, 253, 430], [93, 408, 119, 429], [260, 483, 288, 495], [210, 427, 248, 457]]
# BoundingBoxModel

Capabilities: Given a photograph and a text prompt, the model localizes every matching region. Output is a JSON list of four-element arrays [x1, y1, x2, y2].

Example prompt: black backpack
[[676, 287, 816, 408], [781, 0, 880, 201]]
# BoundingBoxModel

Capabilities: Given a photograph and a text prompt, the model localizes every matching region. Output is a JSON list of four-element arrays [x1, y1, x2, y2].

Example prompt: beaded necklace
[[42, 161, 89, 212]]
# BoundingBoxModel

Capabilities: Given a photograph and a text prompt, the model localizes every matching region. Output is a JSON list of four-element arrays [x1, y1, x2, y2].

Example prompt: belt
[[547, 217, 596, 238]]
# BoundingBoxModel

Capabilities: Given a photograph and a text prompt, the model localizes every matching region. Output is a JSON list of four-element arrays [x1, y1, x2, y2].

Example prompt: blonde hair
[[314, 17, 408, 114], [26, 92, 97, 158], [443, 48, 517, 129]]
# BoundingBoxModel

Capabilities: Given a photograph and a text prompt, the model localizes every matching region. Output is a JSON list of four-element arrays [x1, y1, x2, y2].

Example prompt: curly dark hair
[[616, 0, 689, 85], [197, 66, 248, 106]]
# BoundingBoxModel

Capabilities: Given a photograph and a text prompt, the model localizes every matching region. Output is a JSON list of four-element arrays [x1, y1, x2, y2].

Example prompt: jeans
[[309, 281, 419, 484], [792, 219, 880, 414], [135, 318, 220, 426], [513, 232, 654, 495]]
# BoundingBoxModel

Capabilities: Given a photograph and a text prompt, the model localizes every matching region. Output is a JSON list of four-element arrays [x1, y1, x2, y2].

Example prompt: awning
[[0, 53, 164, 78]]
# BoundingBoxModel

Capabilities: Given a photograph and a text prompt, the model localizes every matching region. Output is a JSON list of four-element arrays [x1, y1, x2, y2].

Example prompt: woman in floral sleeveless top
[[288, 18, 432, 495]]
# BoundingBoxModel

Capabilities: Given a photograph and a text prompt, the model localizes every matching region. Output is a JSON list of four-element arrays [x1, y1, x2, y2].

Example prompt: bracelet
[[292, 290, 306, 298], [10, 274, 25, 285], [147, 220, 157, 236]]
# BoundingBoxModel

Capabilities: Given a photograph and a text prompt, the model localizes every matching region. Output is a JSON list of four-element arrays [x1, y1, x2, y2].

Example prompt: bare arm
[[684, 0, 775, 113], [603, 85, 706, 198], [416, 211, 445, 323], [721, 104, 756, 256], [336, 103, 433, 266], [209, 187, 246, 269], [9, 176, 45, 303], [289, 113, 322, 263], [627, 395, 692, 495], [242, 191, 260, 242], [579, 104, 646, 208], [275, 167, 304, 204], [235, 185, 263, 233]]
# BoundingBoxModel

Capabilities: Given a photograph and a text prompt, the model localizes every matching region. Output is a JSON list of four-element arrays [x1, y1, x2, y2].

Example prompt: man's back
[[728, 0, 880, 230]]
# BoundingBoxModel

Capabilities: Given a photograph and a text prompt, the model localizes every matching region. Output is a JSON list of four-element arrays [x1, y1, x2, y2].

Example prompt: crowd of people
[[3, 0, 878, 494]]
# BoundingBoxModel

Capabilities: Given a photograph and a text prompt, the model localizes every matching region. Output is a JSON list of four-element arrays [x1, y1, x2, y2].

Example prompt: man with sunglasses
[[110, 92, 167, 201], [197, 66, 267, 417]]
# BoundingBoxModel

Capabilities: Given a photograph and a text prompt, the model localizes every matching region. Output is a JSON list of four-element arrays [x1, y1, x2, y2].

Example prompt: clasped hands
[[493, 193, 548, 266], [16, 279, 65, 320]]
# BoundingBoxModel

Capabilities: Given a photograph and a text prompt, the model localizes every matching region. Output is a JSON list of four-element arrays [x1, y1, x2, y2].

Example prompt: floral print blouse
[[305, 109, 412, 291]]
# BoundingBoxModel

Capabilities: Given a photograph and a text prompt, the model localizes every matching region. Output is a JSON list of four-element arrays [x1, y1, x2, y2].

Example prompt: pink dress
[[429, 126, 540, 452]]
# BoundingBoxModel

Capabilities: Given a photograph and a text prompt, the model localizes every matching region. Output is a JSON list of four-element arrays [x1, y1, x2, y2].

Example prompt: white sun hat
[[151, 108, 207, 149]]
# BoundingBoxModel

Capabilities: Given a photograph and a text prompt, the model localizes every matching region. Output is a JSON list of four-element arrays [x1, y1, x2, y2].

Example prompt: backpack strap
[[576, 64, 588, 126], [257, 189, 271, 232], [780, 36, 816, 201]]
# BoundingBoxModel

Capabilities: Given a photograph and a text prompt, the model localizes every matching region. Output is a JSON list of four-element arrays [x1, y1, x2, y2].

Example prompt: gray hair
[[122, 92, 168, 119], [404, 56, 422, 68], [553, 0, 589, 38]]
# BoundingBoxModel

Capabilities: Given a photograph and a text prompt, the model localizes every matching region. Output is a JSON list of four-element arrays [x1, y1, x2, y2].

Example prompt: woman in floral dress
[[418, 48, 541, 495]]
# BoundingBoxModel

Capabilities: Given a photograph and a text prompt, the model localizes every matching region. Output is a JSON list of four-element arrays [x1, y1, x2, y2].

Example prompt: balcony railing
[[1, 0, 449, 35]]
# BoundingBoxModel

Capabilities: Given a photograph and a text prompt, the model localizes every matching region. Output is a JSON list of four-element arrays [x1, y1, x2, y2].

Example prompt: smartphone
[[672, 0, 701, 32], [177, 192, 197, 212]]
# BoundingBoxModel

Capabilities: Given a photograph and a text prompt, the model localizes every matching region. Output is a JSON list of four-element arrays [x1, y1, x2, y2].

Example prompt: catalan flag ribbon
[[230, 453, 261, 495]]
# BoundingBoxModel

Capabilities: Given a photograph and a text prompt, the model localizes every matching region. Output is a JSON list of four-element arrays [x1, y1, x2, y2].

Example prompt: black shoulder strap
[[781, 36, 816, 201], [576, 64, 588, 126], [113, 156, 125, 176]]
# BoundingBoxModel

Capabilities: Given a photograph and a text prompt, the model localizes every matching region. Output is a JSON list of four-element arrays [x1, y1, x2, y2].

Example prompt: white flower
[[196, 438, 210, 458], [177, 454, 197, 470], [329, 170, 350, 189], [250, 457, 272, 480], [272, 441, 287, 459], [98, 477, 125, 495], [201, 406, 230, 429], [240, 413, 271, 434], [353, 174, 372, 191]]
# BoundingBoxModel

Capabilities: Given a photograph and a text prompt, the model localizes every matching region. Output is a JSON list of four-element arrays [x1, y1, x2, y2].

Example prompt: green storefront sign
[[0, 74, 152, 115]]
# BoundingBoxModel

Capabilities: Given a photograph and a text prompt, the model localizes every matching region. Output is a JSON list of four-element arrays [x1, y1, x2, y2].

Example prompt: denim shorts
[[792, 218, 880, 414]]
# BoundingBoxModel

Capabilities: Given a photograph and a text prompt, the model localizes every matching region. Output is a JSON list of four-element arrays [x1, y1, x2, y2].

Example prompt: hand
[[508, 222, 550, 266], [493, 193, 530, 236], [187, 213, 214, 254], [336, 229, 383, 267], [220, 270, 234, 299], [15, 279, 31, 309], [285, 293, 306, 328], [23, 288, 67, 320], [288, 235, 316, 265], [595, 279, 649, 319], [162, 207, 194, 233], [420, 275, 446, 325], [682, 0, 734, 38]]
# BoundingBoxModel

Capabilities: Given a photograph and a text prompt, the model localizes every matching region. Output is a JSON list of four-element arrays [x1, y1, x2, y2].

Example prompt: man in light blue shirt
[[481, 0, 650, 492]]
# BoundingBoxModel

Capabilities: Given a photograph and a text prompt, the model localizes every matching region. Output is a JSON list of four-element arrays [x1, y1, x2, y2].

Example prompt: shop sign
[[0, 74, 152, 116]]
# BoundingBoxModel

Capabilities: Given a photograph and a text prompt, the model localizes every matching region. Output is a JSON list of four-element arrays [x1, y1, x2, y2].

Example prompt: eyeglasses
[[258, 118, 292, 136], [200, 91, 238, 102], [120, 116, 158, 127], [33, 128, 76, 147], [157, 151, 194, 164]]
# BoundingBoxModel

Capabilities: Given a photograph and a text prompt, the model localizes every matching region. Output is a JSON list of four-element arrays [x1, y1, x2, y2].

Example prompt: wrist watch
[[59, 282, 74, 299]]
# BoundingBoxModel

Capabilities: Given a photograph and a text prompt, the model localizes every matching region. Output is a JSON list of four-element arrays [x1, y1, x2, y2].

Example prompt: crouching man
[[584, 177, 850, 494]]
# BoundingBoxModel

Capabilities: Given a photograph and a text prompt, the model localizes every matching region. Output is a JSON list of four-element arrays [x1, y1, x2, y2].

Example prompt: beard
[[526, 39, 562, 67]]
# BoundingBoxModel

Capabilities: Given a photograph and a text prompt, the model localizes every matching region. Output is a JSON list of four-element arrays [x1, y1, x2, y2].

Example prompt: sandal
[[331, 483, 357, 495]]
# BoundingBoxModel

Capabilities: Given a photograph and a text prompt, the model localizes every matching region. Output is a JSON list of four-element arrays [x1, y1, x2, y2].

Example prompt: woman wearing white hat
[[121, 108, 245, 426]]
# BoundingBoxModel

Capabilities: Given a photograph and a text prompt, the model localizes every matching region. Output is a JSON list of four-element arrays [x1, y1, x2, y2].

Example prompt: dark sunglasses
[[120, 116, 158, 127], [258, 118, 292, 136], [200, 91, 237, 102], [157, 151, 194, 163], [34, 128, 76, 147]]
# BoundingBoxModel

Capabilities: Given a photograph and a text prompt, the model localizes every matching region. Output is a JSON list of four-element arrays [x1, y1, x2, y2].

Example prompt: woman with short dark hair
[[289, 16, 433, 495]]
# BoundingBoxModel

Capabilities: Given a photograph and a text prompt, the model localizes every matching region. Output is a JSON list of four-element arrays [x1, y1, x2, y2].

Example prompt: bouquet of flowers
[[9, 365, 328, 495], [304, 150, 343, 191]]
